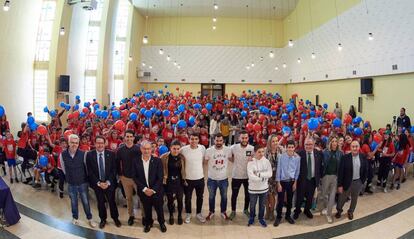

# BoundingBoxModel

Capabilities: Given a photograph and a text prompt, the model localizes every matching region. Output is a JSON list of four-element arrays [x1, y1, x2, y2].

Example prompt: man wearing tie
[[294, 138, 323, 220], [134, 141, 166, 233], [86, 136, 121, 229]]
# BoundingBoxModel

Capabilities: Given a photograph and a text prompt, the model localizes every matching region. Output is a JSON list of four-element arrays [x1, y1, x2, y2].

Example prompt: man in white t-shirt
[[204, 133, 232, 221], [180, 133, 206, 224], [229, 130, 254, 220]]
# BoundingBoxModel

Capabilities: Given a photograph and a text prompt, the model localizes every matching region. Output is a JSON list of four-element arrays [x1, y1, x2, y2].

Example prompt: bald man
[[335, 141, 368, 220]]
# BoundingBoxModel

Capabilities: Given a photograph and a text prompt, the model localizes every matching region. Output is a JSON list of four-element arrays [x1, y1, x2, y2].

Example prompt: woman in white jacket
[[247, 144, 273, 227]]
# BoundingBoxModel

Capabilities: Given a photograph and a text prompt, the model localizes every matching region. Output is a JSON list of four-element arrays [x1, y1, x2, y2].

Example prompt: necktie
[[307, 153, 312, 180], [99, 153, 105, 181]]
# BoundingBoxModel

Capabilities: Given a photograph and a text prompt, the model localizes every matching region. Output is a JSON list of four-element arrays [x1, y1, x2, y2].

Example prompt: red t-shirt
[[79, 143, 90, 152], [394, 146, 410, 165], [200, 133, 209, 147], [162, 128, 174, 143], [4, 138, 16, 159], [17, 131, 29, 148], [107, 138, 122, 151], [360, 144, 372, 160]]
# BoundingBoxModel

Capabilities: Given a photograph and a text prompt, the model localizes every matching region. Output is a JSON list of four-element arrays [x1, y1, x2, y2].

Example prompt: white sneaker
[[185, 213, 191, 224], [196, 213, 206, 223], [321, 208, 327, 216], [326, 215, 333, 224], [88, 219, 97, 228], [72, 218, 79, 225], [383, 188, 388, 193]]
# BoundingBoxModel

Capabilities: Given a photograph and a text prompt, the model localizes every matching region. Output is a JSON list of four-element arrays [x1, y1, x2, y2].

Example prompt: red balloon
[[121, 110, 129, 118], [64, 130, 74, 139], [253, 123, 262, 132], [302, 123, 308, 131], [148, 99, 155, 106], [73, 111, 80, 119], [246, 123, 254, 131], [201, 108, 208, 115], [114, 120, 125, 131], [170, 117, 178, 124], [259, 114, 266, 122], [89, 112, 96, 118], [344, 114, 352, 124], [130, 108, 139, 114], [37, 125, 48, 136], [82, 108, 89, 114], [373, 134, 383, 143], [67, 113, 74, 120], [298, 105, 304, 111]]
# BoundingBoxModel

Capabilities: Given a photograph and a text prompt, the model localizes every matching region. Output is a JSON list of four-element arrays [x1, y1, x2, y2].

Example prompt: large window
[[83, 0, 104, 103], [33, 0, 56, 122], [111, 0, 130, 105]]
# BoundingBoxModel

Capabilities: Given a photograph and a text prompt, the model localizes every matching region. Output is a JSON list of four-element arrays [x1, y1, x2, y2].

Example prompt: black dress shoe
[[335, 211, 342, 219], [160, 223, 167, 233], [304, 210, 313, 219], [141, 217, 146, 226], [114, 219, 122, 227], [144, 225, 151, 233], [293, 212, 299, 220], [128, 216, 135, 226], [169, 215, 174, 225], [177, 215, 183, 225], [285, 217, 295, 224], [347, 212, 354, 220], [273, 218, 281, 227], [99, 220, 106, 229]]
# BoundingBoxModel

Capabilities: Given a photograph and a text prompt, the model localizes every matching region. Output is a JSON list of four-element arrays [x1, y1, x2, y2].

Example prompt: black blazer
[[297, 149, 323, 186], [133, 156, 164, 196], [337, 153, 368, 191], [86, 149, 118, 189]]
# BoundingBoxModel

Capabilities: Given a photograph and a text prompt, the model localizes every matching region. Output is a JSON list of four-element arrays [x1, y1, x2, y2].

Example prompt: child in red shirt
[[4, 130, 18, 183]]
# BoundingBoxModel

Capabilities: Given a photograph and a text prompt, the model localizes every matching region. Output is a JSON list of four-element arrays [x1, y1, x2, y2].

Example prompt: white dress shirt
[[96, 150, 111, 186], [142, 157, 156, 194]]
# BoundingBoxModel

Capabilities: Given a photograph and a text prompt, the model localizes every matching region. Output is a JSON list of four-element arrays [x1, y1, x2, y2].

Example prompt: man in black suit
[[336, 140, 368, 220], [134, 141, 166, 233], [86, 135, 121, 229], [294, 138, 323, 220]]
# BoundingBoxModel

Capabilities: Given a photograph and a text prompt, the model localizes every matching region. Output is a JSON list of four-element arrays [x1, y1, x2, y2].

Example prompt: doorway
[[201, 84, 225, 98]]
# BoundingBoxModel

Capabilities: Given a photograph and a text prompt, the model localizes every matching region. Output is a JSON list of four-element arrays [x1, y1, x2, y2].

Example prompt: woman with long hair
[[377, 131, 395, 192], [264, 134, 280, 221], [319, 136, 342, 223], [391, 133, 410, 190]]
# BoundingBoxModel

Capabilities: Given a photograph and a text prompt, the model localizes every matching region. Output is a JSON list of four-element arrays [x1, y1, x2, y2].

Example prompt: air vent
[[241, 79, 245, 82], [353, 70, 357, 75], [303, 77, 306, 81], [268, 80, 272, 83], [289, 79, 292, 83], [143, 72, 151, 77], [211, 79, 215, 82], [392, 64, 398, 70], [153, 78, 158, 82], [325, 74, 329, 78], [181, 79, 186, 82]]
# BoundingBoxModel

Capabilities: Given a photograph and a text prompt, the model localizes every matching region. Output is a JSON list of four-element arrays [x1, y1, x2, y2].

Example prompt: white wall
[[140, 0, 414, 84], [0, 0, 42, 135], [66, 4, 90, 104]]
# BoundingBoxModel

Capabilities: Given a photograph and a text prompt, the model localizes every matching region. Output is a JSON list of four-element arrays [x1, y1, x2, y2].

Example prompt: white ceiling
[[132, 0, 298, 19]]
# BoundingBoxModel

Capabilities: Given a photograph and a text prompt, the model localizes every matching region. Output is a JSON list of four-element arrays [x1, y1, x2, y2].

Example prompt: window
[[84, 76, 96, 103], [111, 0, 130, 105], [33, 0, 56, 121]]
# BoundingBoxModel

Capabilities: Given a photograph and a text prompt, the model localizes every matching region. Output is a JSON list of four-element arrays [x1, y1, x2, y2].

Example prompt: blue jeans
[[249, 192, 267, 220], [68, 183, 92, 220], [207, 178, 228, 213]]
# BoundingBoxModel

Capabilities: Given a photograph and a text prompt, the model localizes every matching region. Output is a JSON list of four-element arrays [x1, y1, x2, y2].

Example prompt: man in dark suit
[[336, 140, 368, 220], [86, 135, 121, 229], [134, 141, 166, 233], [294, 138, 323, 220]]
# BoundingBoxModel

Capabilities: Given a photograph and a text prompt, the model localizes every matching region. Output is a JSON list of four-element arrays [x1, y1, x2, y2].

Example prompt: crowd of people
[[0, 88, 413, 233]]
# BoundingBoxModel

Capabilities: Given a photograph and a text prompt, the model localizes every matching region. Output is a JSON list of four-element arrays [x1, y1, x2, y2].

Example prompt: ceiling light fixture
[[3, 0, 10, 11]]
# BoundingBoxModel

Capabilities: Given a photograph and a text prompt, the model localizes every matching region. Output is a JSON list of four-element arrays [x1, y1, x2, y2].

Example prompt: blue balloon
[[144, 110, 153, 119], [355, 116, 362, 124], [323, 103, 328, 110], [189, 116, 196, 126], [174, 110, 180, 116], [411, 126, 414, 134], [310, 105, 315, 111], [318, 117, 324, 124], [158, 90, 163, 94], [43, 106, 49, 113], [243, 103, 248, 109], [95, 110, 102, 118], [73, 104, 79, 111], [163, 110, 170, 117], [178, 104, 186, 112], [156, 110, 162, 117], [205, 103, 213, 111], [262, 107, 270, 115], [270, 110, 277, 117], [310, 111, 316, 117], [301, 113, 307, 119], [164, 84, 168, 88], [140, 108, 146, 115], [0, 105, 4, 117], [101, 110, 109, 118], [308, 118, 319, 130], [159, 145, 169, 156], [177, 120, 187, 129], [65, 104, 71, 111], [144, 120, 150, 127], [322, 136, 329, 144], [333, 118, 342, 128], [29, 123, 38, 131], [49, 110, 57, 117], [39, 155, 48, 167], [75, 95, 80, 100], [371, 141, 378, 151], [224, 100, 229, 105], [80, 112, 86, 118], [287, 106, 293, 113], [353, 127, 363, 136], [59, 102, 66, 108], [282, 126, 291, 135], [145, 93, 152, 100], [305, 100, 310, 105], [94, 104, 100, 110], [193, 103, 202, 109], [241, 111, 248, 118], [84, 102, 90, 108], [131, 98, 136, 104], [27, 116, 35, 125], [347, 125, 354, 133], [151, 107, 157, 113], [130, 112, 138, 121], [282, 113, 289, 121], [112, 110, 121, 119], [364, 122, 369, 128]]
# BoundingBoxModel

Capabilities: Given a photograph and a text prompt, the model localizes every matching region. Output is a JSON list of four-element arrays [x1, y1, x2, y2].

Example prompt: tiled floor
[[3, 171, 414, 239]]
